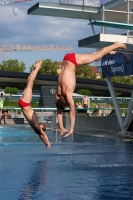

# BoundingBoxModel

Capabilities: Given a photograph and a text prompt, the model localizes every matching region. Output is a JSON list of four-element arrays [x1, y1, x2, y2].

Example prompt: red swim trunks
[[63, 53, 78, 66], [18, 98, 30, 108]]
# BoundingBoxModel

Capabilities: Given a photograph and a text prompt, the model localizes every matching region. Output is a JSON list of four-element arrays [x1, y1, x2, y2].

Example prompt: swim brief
[[18, 98, 30, 108], [63, 53, 78, 66]]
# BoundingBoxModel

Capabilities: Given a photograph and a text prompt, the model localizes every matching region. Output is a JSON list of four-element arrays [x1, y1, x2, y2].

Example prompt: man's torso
[[83, 97, 88, 105], [57, 61, 76, 97]]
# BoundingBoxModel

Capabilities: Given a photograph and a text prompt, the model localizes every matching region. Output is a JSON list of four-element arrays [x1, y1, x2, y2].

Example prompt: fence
[[43, 0, 99, 7], [4, 107, 128, 120], [1, 107, 130, 132]]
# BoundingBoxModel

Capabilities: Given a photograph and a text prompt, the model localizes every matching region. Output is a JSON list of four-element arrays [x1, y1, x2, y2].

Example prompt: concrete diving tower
[[28, 0, 133, 135], [28, 0, 133, 51]]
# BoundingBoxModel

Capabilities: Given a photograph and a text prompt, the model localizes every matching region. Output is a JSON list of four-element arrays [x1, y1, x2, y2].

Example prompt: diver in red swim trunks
[[55, 41, 126, 137], [18, 60, 50, 148]]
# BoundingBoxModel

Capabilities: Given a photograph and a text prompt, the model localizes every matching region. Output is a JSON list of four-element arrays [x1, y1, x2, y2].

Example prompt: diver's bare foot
[[110, 51, 116, 55], [33, 60, 42, 69], [115, 41, 126, 49]]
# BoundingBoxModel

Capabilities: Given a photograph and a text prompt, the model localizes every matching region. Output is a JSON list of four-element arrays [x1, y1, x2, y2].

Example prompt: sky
[[0, 0, 112, 72]]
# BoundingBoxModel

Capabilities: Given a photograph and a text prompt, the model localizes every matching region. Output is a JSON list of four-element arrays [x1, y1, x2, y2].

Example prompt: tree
[[0, 59, 26, 72], [4, 87, 18, 97], [76, 64, 96, 79], [111, 76, 133, 85], [98, 74, 133, 85], [30, 59, 59, 75], [78, 89, 91, 95]]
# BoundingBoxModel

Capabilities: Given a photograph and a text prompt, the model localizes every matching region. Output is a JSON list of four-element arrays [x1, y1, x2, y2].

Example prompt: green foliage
[[74, 99, 82, 107], [0, 59, 26, 72], [31, 102, 38, 107], [115, 92, 122, 97], [90, 102, 97, 108], [109, 102, 128, 108], [97, 74, 133, 86], [30, 59, 59, 75], [111, 76, 133, 85], [4, 98, 38, 107], [4, 87, 18, 96], [4, 98, 19, 107], [76, 65, 96, 79], [117, 102, 128, 108], [78, 89, 91, 95]]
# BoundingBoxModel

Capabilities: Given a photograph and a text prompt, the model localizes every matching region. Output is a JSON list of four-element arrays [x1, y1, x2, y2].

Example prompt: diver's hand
[[63, 129, 73, 137], [60, 127, 68, 135], [46, 142, 51, 149]]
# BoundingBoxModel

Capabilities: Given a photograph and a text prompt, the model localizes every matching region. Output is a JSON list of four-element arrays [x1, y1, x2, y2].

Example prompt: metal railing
[[45, 0, 98, 7], [12, 108, 57, 121], [58, 0, 84, 6], [6, 107, 128, 121]]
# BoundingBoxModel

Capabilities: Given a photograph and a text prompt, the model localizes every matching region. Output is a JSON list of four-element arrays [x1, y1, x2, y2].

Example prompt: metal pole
[[59, 0, 60, 5], [87, 97, 90, 115], [122, 91, 133, 132], [102, 4, 106, 34], [83, 0, 84, 7], [89, 18, 96, 35], [127, 0, 129, 43], [106, 77, 123, 130]]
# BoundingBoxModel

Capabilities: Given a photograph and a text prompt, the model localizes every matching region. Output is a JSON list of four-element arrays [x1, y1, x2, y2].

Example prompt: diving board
[[88, 20, 133, 31], [78, 33, 133, 53]]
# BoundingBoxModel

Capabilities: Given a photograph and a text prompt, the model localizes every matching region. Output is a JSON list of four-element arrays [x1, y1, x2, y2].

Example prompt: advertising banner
[[101, 52, 133, 77]]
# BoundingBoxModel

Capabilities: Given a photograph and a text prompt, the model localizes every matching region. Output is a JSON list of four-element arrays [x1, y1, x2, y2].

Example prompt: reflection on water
[[0, 127, 133, 200], [19, 160, 49, 200]]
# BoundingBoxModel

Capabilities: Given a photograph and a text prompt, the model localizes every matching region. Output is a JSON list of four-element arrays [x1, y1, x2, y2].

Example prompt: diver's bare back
[[58, 61, 76, 96]]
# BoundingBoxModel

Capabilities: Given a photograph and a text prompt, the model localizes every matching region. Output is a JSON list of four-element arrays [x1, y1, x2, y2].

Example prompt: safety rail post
[[89, 18, 96, 35], [83, 0, 84, 8], [122, 91, 133, 132], [106, 77, 123, 130], [127, 0, 129, 43], [102, 4, 106, 34]]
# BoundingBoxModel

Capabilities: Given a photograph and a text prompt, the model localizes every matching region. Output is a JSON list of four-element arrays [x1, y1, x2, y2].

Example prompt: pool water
[[0, 126, 133, 200]]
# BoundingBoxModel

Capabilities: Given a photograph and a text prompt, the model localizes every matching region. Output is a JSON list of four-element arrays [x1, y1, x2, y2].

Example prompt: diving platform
[[78, 33, 133, 53], [28, 1, 133, 23], [28, 2, 100, 20]]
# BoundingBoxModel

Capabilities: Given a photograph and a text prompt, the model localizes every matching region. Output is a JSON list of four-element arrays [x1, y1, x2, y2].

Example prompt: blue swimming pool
[[0, 126, 133, 200]]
